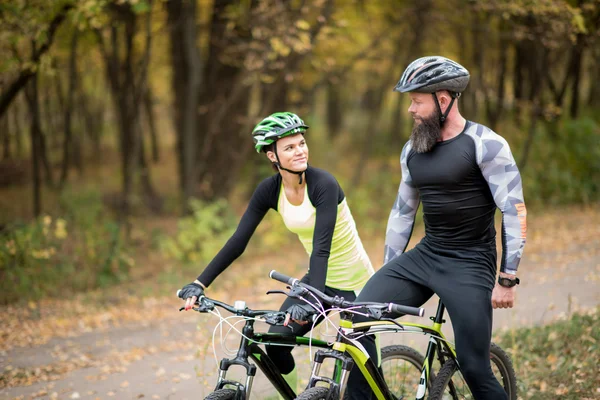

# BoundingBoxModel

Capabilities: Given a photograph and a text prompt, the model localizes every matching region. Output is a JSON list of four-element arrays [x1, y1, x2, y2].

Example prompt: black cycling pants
[[266, 274, 357, 375], [346, 240, 507, 400]]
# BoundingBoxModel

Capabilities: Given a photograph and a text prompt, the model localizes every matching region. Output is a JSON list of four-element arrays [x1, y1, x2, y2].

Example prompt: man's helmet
[[394, 56, 470, 95], [252, 112, 309, 153]]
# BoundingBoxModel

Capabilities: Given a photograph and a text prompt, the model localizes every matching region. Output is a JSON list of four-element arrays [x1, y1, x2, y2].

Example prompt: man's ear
[[438, 91, 451, 112]]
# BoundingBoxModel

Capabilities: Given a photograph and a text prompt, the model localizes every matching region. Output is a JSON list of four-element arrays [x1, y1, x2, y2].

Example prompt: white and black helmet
[[394, 56, 470, 95]]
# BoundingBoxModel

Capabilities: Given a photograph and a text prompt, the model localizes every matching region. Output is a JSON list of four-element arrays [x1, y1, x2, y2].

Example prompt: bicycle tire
[[381, 344, 431, 397], [295, 386, 331, 400], [427, 342, 517, 400], [204, 388, 237, 400]]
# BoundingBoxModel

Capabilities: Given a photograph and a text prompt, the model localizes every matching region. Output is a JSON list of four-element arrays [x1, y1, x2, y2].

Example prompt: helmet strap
[[432, 92, 460, 125], [272, 142, 306, 184]]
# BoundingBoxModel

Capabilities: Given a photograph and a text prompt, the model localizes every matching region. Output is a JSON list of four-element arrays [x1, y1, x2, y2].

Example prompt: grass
[[498, 307, 600, 399]]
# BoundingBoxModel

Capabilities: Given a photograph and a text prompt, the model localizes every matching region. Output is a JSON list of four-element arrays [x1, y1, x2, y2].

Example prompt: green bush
[[521, 117, 600, 206], [0, 190, 132, 304], [159, 199, 236, 266]]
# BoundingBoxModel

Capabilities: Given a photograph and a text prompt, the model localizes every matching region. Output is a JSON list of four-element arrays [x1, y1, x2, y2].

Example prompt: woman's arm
[[197, 177, 276, 287], [308, 173, 340, 292]]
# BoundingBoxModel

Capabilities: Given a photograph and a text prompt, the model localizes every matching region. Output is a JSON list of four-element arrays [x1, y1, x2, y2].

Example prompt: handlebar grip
[[269, 270, 298, 286], [389, 303, 425, 317]]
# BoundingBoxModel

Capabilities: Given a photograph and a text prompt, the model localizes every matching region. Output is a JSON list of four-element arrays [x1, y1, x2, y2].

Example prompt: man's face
[[407, 93, 441, 153]]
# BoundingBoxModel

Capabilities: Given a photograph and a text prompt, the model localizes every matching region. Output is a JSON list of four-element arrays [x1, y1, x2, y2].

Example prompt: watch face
[[499, 277, 517, 287]]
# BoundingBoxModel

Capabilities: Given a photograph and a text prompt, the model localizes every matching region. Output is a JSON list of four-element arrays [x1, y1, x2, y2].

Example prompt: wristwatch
[[498, 276, 520, 288]]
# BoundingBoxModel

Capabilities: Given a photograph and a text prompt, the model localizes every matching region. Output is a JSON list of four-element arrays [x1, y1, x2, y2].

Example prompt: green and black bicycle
[[268, 270, 517, 400], [179, 281, 426, 400]]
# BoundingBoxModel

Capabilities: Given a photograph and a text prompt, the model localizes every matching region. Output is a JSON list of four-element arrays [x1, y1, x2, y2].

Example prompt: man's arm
[[384, 142, 420, 264], [469, 125, 527, 275]]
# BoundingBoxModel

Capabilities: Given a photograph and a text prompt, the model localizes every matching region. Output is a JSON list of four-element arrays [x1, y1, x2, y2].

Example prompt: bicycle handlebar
[[269, 270, 425, 318], [177, 289, 285, 320]]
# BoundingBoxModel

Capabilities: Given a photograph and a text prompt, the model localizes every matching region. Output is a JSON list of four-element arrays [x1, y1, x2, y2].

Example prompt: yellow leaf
[[296, 20, 310, 30]]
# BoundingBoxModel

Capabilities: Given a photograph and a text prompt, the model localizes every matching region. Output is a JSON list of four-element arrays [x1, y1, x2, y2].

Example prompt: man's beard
[[410, 108, 442, 153]]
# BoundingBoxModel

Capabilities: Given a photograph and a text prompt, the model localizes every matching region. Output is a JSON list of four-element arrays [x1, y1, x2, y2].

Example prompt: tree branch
[[0, 3, 74, 118]]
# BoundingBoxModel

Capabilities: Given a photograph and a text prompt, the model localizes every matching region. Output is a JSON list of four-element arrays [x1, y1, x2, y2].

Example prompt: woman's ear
[[266, 151, 277, 164]]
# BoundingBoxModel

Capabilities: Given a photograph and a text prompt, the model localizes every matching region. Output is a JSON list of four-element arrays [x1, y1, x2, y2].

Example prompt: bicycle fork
[[307, 349, 355, 399], [214, 324, 257, 400]]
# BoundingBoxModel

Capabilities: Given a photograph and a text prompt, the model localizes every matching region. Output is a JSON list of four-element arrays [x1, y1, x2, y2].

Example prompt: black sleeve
[[307, 171, 341, 292], [197, 177, 277, 287]]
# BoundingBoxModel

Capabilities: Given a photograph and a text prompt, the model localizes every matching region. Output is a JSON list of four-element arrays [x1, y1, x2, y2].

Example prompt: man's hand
[[492, 273, 517, 309], [179, 280, 205, 311]]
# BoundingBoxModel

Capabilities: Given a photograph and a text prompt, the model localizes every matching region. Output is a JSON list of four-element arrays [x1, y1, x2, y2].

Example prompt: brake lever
[[178, 298, 215, 313], [266, 285, 308, 299], [266, 290, 288, 296]]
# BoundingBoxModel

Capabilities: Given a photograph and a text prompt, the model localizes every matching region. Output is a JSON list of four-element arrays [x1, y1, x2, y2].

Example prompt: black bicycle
[[179, 286, 428, 399]]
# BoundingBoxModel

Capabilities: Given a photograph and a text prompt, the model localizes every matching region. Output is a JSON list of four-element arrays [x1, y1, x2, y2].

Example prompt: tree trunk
[[569, 37, 584, 119], [351, 51, 402, 188], [390, 93, 405, 145], [195, 0, 256, 201], [38, 125, 54, 187], [519, 104, 539, 172], [471, 9, 486, 120], [12, 96, 24, 158], [486, 29, 508, 131], [166, 0, 202, 212], [326, 80, 342, 140], [78, 91, 100, 164], [546, 48, 572, 108], [24, 74, 42, 217], [60, 32, 78, 188], [588, 61, 600, 108], [143, 88, 159, 163], [1, 114, 10, 160], [512, 41, 526, 126], [133, 4, 159, 211], [96, 6, 141, 218], [46, 79, 61, 152], [519, 48, 548, 170]]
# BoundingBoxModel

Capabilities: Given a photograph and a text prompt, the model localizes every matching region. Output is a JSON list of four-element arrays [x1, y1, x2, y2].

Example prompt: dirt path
[[2, 210, 599, 400]]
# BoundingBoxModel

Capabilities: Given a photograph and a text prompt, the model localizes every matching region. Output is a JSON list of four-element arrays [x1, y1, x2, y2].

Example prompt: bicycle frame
[[308, 300, 457, 400], [212, 316, 331, 400]]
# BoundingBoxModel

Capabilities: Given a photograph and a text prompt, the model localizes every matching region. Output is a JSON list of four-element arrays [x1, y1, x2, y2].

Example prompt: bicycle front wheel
[[204, 388, 237, 400], [427, 342, 517, 400], [381, 344, 429, 398], [295, 386, 330, 399]]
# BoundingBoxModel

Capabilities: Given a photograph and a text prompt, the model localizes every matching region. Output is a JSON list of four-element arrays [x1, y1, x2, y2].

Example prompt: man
[[347, 56, 527, 399]]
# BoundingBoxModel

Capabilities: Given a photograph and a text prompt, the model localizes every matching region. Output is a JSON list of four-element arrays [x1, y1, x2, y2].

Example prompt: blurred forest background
[[1, 0, 599, 303], [1, 1, 599, 398]]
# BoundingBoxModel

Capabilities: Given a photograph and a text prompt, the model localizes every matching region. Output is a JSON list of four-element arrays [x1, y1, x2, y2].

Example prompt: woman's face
[[267, 133, 309, 171]]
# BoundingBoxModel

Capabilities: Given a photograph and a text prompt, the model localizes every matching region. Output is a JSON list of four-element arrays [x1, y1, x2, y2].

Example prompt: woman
[[179, 112, 374, 388]]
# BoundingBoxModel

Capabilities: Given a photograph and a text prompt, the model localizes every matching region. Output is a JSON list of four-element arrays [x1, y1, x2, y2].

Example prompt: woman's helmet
[[252, 112, 309, 153], [394, 56, 470, 95]]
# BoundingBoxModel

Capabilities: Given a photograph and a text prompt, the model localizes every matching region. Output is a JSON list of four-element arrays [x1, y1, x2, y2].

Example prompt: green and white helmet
[[252, 112, 309, 153]]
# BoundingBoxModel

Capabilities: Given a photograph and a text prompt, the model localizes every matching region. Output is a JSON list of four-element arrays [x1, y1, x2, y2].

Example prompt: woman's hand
[[284, 303, 316, 326], [179, 281, 205, 310]]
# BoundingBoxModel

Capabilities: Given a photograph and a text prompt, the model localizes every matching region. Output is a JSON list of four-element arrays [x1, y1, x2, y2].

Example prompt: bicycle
[[268, 270, 517, 400], [178, 284, 426, 400]]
